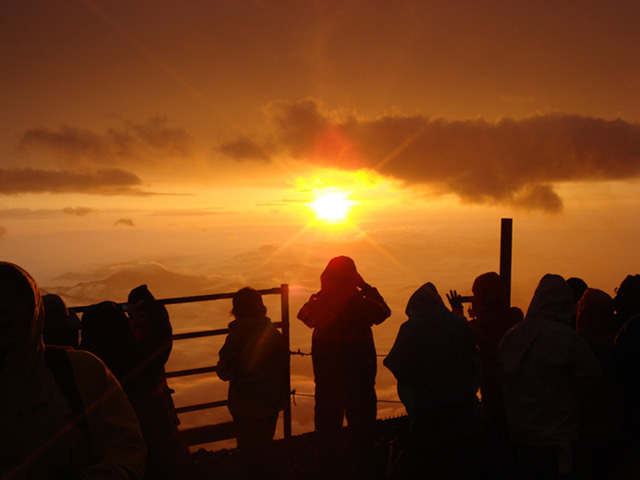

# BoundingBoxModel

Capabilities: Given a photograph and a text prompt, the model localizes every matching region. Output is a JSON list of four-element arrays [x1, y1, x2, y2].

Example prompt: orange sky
[[2, 0, 640, 445]]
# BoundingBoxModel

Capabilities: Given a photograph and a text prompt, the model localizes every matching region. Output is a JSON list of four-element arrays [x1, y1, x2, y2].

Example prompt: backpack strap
[[44, 347, 91, 439]]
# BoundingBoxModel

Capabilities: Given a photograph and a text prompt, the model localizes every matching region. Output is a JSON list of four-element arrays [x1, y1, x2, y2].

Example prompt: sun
[[307, 189, 356, 224]]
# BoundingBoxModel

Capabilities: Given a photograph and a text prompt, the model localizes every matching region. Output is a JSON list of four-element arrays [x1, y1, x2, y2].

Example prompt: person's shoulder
[[65, 349, 112, 379]]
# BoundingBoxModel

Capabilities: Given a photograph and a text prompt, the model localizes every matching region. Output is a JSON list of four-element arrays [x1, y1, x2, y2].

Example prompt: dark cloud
[[114, 218, 135, 227], [19, 116, 192, 167], [0, 167, 153, 196], [62, 207, 94, 216], [254, 99, 640, 212], [217, 136, 272, 162]]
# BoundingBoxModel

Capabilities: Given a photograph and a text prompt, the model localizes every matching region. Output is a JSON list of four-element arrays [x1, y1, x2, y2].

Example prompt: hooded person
[[498, 274, 601, 480], [572, 288, 623, 479], [217, 287, 289, 480], [81, 301, 137, 381], [42, 293, 81, 349], [81, 294, 192, 480], [384, 282, 479, 480], [297, 256, 391, 478], [0, 262, 146, 480], [126, 285, 193, 480], [613, 274, 640, 330]]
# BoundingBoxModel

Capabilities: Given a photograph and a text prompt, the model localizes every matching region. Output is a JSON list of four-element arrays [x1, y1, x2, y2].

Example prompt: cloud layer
[[224, 99, 640, 212], [0, 167, 150, 196], [2, 117, 195, 196], [19, 116, 192, 167]]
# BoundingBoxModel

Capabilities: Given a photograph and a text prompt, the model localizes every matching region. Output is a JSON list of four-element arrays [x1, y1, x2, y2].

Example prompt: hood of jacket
[[577, 288, 617, 350], [500, 274, 575, 378], [525, 274, 575, 325], [0, 262, 46, 400], [405, 282, 449, 319]]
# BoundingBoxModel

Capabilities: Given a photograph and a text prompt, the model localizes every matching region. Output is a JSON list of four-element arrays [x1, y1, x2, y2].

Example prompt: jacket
[[384, 283, 479, 413], [217, 315, 288, 418], [498, 274, 601, 447], [0, 262, 146, 480]]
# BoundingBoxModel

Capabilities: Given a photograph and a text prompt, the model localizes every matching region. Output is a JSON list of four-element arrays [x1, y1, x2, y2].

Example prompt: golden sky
[[2, 0, 640, 443]]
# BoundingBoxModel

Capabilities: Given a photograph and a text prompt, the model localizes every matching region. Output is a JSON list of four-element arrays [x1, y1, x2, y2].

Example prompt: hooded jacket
[[0, 262, 146, 480], [297, 257, 390, 391], [498, 274, 601, 447], [384, 283, 479, 414], [297, 257, 390, 346], [217, 315, 288, 418]]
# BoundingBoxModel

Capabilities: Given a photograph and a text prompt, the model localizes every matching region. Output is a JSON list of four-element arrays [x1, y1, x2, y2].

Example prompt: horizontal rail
[[69, 286, 285, 314], [175, 400, 228, 415], [166, 366, 217, 378], [170, 322, 283, 341], [172, 329, 229, 340]]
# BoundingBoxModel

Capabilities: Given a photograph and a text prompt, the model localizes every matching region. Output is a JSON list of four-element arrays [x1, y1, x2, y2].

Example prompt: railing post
[[500, 218, 513, 307], [280, 284, 292, 440]]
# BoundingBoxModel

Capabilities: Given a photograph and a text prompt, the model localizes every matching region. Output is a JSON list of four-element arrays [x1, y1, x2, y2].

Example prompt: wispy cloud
[[62, 207, 94, 216], [19, 116, 192, 167], [114, 218, 135, 227], [227, 99, 640, 212], [0, 167, 154, 196], [217, 136, 273, 162], [0, 226, 6, 239]]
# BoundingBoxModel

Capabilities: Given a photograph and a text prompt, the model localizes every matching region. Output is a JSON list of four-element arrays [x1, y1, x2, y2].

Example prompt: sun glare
[[308, 190, 356, 224]]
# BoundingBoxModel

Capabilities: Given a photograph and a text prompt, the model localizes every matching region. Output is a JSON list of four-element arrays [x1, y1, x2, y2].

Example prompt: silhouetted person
[[610, 311, 640, 477], [42, 293, 81, 349], [81, 301, 137, 380], [573, 288, 623, 479], [385, 282, 479, 480], [449, 272, 522, 479], [126, 285, 193, 480], [499, 274, 601, 480], [298, 256, 390, 479], [0, 262, 146, 479], [567, 277, 588, 305], [217, 287, 289, 480], [567, 277, 588, 329], [613, 274, 640, 330], [81, 298, 192, 480]]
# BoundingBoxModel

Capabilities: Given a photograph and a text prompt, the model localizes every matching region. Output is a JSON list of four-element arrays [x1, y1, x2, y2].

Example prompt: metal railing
[[71, 284, 292, 446]]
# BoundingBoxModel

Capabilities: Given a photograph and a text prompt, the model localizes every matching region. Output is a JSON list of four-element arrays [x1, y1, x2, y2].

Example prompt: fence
[[71, 284, 292, 447]]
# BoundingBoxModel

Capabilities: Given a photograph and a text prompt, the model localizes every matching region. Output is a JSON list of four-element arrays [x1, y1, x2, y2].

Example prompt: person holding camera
[[298, 256, 391, 478]]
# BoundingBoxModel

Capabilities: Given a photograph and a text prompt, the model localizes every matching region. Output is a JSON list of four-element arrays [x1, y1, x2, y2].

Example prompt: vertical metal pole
[[280, 284, 292, 439], [500, 218, 513, 307]]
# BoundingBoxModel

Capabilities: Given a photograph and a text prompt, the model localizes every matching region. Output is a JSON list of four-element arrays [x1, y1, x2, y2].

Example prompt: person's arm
[[297, 293, 321, 328], [216, 336, 236, 382], [360, 283, 391, 325], [70, 352, 146, 480], [446, 290, 465, 318]]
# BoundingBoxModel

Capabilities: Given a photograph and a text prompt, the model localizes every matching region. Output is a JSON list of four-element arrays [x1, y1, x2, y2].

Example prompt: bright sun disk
[[308, 190, 356, 224]]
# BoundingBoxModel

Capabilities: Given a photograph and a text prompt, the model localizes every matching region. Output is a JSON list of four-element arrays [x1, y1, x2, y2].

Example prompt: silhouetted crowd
[[1, 258, 639, 479]]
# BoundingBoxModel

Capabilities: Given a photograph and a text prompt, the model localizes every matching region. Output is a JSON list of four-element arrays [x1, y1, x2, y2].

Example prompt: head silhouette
[[231, 287, 267, 319], [471, 272, 509, 316], [0, 262, 40, 355], [320, 256, 363, 293], [567, 277, 588, 304], [42, 294, 80, 348], [614, 274, 640, 320]]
